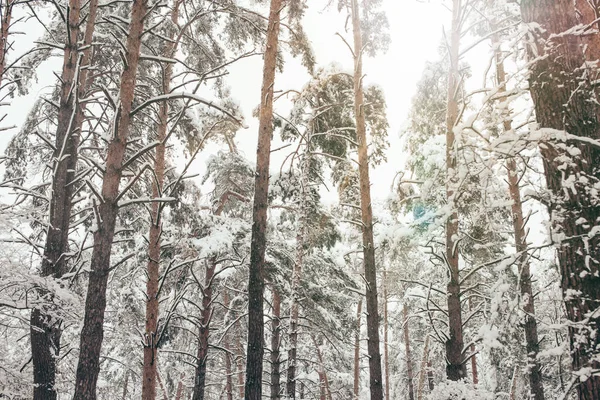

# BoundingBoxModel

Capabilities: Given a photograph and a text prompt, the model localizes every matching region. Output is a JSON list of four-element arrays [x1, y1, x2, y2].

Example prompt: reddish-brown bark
[[494, 34, 544, 399], [350, 1, 383, 398], [141, 2, 179, 398], [31, 0, 99, 397], [444, 0, 466, 382], [72, 1, 148, 398], [287, 129, 310, 399], [271, 288, 281, 400], [520, 2, 600, 398], [191, 258, 217, 400], [245, 0, 283, 398], [311, 335, 332, 400]]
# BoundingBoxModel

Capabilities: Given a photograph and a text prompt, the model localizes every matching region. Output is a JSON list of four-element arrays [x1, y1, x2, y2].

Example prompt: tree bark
[[287, 120, 310, 399], [494, 33, 545, 400], [520, 2, 600, 398], [271, 288, 281, 400], [402, 304, 415, 400], [353, 298, 362, 400], [416, 335, 429, 400], [350, 1, 383, 398], [311, 335, 332, 400], [72, 1, 147, 398], [191, 258, 217, 400], [245, 0, 283, 398], [224, 291, 235, 400], [0, 0, 13, 88], [31, 0, 99, 397], [142, 2, 179, 398], [175, 373, 186, 400], [383, 269, 391, 400], [444, 0, 466, 382]]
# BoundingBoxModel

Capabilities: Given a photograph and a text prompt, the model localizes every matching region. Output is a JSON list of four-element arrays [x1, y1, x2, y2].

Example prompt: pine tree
[[520, 1, 600, 398]]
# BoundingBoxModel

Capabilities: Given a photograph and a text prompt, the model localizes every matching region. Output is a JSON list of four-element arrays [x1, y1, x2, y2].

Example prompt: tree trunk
[[383, 269, 391, 400], [236, 324, 245, 399], [350, 1, 383, 398], [191, 258, 217, 400], [353, 298, 362, 400], [175, 373, 186, 400], [122, 371, 129, 400], [271, 288, 281, 400], [520, 2, 600, 398], [157, 370, 169, 400], [245, 0, 283, 398], [444, 0, 466, 382], [224, 291, 234, 400], [287, 120, 310, 399], [494, 33, 545, 400], [142, 2, 179, 398], [31, 0, 99, 397], [0, 0, 13, 88], [72, 1, 147, 398], [467, 298, 478, 385], [416, 335, 429, 400], [311, 335, 332, 400], [402, 304, 415, 400]]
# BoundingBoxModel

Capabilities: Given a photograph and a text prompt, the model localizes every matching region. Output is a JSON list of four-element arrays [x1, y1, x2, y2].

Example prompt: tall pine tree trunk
[[245, 0, 283, 398], [271, 288, 281, 400], [287, 121, 310, 399], [350, 0, 383, 398], [72, 1, 147, 398], [142, 2, 179, 398], [444, 0, 466, 381], [520, 2, 600, 398], [494, 34, 545, 400], [191, 257, 217, 400], [31, 0, 98, 396]]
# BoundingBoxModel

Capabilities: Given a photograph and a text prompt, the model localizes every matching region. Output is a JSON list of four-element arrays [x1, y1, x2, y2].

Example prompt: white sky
[[225, 0, 453, 200]]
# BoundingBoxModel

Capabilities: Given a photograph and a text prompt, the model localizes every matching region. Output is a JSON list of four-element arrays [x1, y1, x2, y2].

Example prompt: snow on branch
[[129, 92, 246, 126]]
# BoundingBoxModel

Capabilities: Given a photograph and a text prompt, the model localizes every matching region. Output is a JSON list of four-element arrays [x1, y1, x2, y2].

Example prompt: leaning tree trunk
[[141, 1, 179, 398], [520, 2, 600, 398], [245, 0, 283, 398], [31, 0, 98, 396], [444, 0, 466, 382], [271, 288, 282, 400], [311, 335, 332, 400], [494, 33, 545, 400], [72, 0, 147, 398], [350, 0, 383, 398]]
